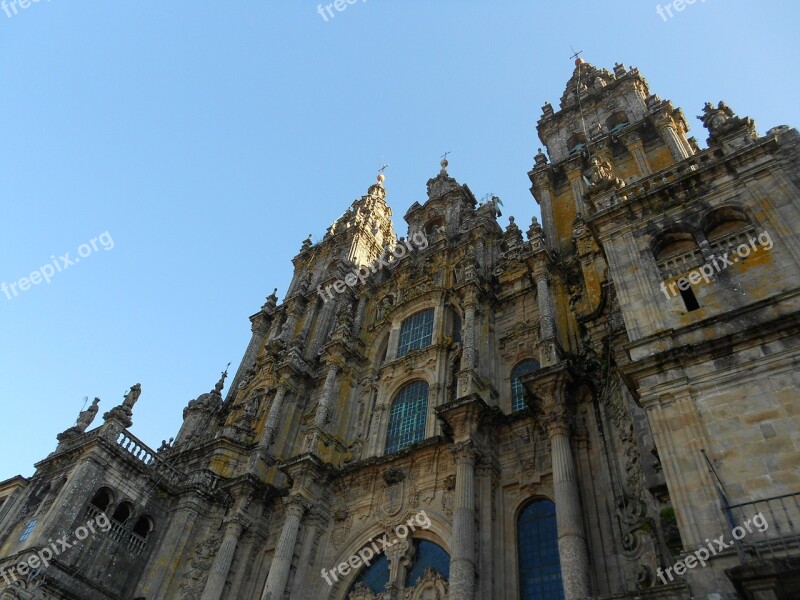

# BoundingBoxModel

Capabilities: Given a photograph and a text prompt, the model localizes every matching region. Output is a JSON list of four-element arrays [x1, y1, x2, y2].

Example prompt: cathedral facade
[[1, 59, 799, 600]]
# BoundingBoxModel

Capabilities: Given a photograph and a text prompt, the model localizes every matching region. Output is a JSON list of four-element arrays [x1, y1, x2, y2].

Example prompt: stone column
[[313, 363, 340, 429], [258, 382, 290, 454], [659, 123, 690, 161], [365, 402, 388, 457], [200, 515, 247, 600], [545, 409, 590, 600], [566, 165, 587, 218], [449, 443, 477, 600], [352, 293, 367, 334], [534, 180, 557, 253], [461, 292, 478, 371], [260, 496, 308, 600], [532, 269, 558, 367]]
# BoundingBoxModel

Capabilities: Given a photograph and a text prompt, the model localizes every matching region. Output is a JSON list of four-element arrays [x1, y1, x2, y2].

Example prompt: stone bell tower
[[530, 57, 696, 255]]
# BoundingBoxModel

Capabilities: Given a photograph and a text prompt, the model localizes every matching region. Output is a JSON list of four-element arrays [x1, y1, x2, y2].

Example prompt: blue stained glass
[[19, 519, 37, 541], [518, 500, 564, 600], [404, 540, 450, 587], [350, 552, 390, 593], [385, 381, 428, 454], [397, 309, 434, 357], [511, 359, 540, 412]]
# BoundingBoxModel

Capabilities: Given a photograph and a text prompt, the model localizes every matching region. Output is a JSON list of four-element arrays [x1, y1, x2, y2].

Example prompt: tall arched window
[[518, 499, 564, 600], [511, 359, 540, 412], [385, 381, 429, 454], [397, 309, 434, 357]]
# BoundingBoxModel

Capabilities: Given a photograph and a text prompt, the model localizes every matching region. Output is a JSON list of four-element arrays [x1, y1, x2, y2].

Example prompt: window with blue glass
[[397, 309, 434, 357], [349, 552, 390, 593], [385, 381, 429, 454], [404, 540, 450, 587], [511, 359, 540, 412], [518, 499, 564, 600], [19, 519, 37, 541], [347, 540, 450, 596]]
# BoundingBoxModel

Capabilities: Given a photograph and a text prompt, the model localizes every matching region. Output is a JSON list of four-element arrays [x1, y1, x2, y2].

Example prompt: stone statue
[[75, 397, 100, 433], [243, 394, 259, 420], [586, 156, 625, 192], [122, 384, 141, 410], [697, 101, 756, 144]]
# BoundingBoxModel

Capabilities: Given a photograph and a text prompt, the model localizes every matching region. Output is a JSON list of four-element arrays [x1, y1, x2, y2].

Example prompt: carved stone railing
[[115, 430, 184, 487]]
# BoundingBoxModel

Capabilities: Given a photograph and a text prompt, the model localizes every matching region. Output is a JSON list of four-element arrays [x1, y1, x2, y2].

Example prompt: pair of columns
[[196, 496, 310, 600], [448, 413, 590, 600]]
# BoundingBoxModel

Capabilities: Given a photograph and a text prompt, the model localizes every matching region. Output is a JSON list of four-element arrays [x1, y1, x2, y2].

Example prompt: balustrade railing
[[725, 492, 800, 563]]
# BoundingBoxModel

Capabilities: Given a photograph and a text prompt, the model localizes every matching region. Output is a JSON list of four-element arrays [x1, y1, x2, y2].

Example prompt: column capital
[[451, 441, 477, 466], [541, 405, 573, 439], [223, 512, 250, 536], [283, 494, 312, 517]]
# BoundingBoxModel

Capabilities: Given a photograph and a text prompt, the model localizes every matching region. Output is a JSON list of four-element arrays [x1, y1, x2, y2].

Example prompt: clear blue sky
[[1, 1, 798, 478]]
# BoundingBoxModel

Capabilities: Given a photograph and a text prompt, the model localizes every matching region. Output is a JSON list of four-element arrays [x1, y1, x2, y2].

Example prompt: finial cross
[[570, 46, 583, 61], [441, 151, 451, 161]]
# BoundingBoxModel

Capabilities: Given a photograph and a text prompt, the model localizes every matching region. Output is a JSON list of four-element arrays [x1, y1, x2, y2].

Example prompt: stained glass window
[[385, 381, 429, 454], [511, 359, 540, 412], [397, 309, 434, 357], [518, 500, 564, 600]]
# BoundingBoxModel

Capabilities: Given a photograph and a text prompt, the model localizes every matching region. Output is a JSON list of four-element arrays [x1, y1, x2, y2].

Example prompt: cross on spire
[[570, 46, 583, 62]]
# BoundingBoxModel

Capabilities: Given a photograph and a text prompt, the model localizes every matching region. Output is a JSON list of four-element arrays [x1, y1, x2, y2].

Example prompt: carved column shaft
[[567, 170, 587, 218], [660, 124, 690, 161], [461, 295, 478, 371], [200, 518, 245, 600], [260, 383, 289, 451], [534, 273, 555, 340], [537, 184, 557, 252], [260, 499, 306, 600], [449, 445, 477, 600], [547, 415, 590, 600], [313, 364, 340, 429]]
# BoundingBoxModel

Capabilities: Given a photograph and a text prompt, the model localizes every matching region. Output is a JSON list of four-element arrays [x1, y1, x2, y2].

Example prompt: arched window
[[385, 381, 429, 454], [347, 539, 449, 597], [397, 309, 434, 357], [518, 500, 564, 600], [89, 487, 114, 512], [132, 515, 154, 539], [112, 501, 134, 524], [511, 359, 540, 412]]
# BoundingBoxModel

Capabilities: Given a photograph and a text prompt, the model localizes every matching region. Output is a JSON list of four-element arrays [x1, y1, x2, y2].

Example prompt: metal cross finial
[[441, 151, 451, 161], [378, 163, 389, 174], [570, 46, 583, 61]]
